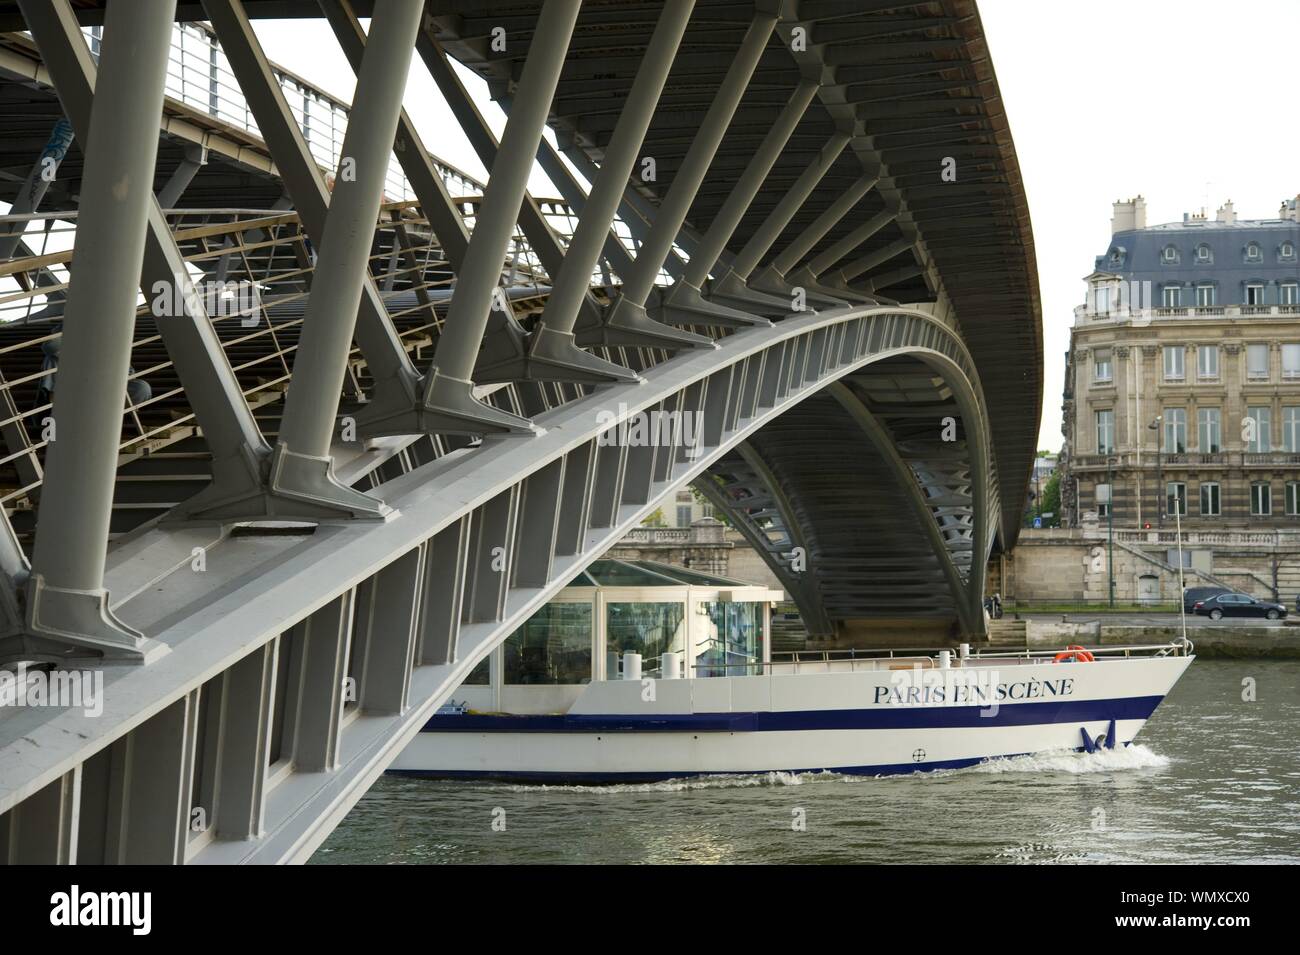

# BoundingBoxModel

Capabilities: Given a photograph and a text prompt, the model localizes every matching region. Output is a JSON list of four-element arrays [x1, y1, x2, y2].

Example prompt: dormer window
[[1245, 242, 1262, 263], [1281, 241, 1296, 262], [1095, 285, 1112, 314], [1195, 243, 1213, 264], [1161, 245, 1179, 264]]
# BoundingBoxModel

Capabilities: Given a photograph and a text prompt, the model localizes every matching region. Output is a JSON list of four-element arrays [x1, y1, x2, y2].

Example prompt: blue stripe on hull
[[420, 696, 1165, 734], [388, 746, 1106, 785]]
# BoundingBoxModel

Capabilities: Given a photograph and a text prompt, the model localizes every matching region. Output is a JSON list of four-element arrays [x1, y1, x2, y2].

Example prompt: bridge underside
[[705, 355, 983, 642], [0, 0, 1039, 864]]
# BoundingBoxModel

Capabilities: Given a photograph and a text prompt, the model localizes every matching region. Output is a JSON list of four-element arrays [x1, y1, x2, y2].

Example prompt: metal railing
[[1083, 303, 1300, 323], [84, 21, 483, 204], [672, 640, 1192, 675], [0, 201, 553, 510]]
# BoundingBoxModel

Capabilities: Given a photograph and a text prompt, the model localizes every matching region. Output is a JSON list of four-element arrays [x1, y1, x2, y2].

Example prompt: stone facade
[[607, 519, 785, 591], [1060, 197, 1300, 531], [996, 527, 1300, 605]]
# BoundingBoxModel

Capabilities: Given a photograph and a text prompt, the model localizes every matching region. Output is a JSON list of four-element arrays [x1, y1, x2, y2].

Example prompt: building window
[[1196, 244, 1213, 263], [1287, 482, 1300, 516], [1198, 407, 1221, 453], [1247, 405, 1271, 452], [1095, 286, 1111, 314], [1094, 350, 1112, 383], [1284, 406, 1300, 452], [1251, 482, 1272, 516], [676, 505, 692, 526], [1245, 242, 1262, 262], [1197, 345, 1219, 379], [1284, 344, 1300, 380], [1281, 241, 1296, 262], [1163, 408, 1187, 452], [1245, 284, 1265, 306], [1162, 285, 1182, 307], [1166, 481, 1187, 517], [1095, 483, 1111, 518], [1200, 482, 1221, 517], [1163, 345, 1185, 381], [1283, 283, 1299, 305], [1162, 245, 1179, 264], [1196, 285, 1216, 307], [1096, 409, 1114, 454], [1247, 343, 1270, 380]]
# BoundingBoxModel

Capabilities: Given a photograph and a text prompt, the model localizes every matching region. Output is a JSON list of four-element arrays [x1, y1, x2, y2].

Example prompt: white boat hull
[[391, 654, 1193, 782]]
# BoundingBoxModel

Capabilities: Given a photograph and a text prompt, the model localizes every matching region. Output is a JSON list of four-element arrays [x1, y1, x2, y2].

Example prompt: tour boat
[[396, 645, 1193, 781], [390, 561, 1193, 782]]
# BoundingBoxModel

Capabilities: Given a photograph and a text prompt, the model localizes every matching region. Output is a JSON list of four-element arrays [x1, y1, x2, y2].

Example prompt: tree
[[1039, 472, 1061, 528]]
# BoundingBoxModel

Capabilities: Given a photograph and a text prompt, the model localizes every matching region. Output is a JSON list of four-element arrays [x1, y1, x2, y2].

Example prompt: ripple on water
[[314, 660, 1300, 865]]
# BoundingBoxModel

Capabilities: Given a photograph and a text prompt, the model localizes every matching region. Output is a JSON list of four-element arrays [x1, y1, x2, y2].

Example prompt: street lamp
[[1106, 455, 1116, 608], [1148, 414, 1163, 527]]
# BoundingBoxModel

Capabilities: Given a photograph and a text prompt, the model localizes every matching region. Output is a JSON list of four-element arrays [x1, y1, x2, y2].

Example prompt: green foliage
[[1023, 471, 1061, 528]]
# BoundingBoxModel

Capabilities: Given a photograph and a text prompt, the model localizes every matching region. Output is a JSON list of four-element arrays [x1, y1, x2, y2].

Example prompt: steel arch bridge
[[0, 0, 1041, 863]]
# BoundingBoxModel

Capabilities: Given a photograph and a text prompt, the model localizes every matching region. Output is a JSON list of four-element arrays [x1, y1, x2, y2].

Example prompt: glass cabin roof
[[565, 559, 749, 590]]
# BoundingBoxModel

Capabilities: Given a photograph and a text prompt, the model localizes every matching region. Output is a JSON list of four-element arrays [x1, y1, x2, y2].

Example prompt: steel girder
[[0, 305, 999, 863], [0, 0, 1036, 865]]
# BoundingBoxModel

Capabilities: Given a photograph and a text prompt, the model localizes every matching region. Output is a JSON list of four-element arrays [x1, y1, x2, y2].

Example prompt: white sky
[[978, 0, 1300, 451], [256, 3, 1300, 453]]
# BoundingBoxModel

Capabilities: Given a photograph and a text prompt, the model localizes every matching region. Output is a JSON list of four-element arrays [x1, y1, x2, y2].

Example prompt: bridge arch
[[0, 303, 998, 862]]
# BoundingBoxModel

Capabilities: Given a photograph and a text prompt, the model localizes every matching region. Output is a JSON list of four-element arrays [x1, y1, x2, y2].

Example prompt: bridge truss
[[0, 0, 1040, 863]]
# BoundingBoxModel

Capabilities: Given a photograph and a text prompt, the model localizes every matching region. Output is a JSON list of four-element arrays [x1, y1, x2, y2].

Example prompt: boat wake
[[508, 770, 826, 794], [970, 744, 1170, 775], [496, 746, 1171, 793]]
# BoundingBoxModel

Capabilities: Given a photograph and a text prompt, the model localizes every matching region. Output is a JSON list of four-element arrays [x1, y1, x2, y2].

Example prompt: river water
[[313, 659, 1299, 864]]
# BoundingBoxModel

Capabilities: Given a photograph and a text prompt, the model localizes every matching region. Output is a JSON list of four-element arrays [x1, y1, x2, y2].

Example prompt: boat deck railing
[[682, 641, 1191, 677]]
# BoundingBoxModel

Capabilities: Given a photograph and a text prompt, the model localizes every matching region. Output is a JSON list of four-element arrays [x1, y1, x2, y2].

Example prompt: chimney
[[1111, 195, 1146, 234], [1216, 200, 1236, 224], [1281, 196, 1300, 222]]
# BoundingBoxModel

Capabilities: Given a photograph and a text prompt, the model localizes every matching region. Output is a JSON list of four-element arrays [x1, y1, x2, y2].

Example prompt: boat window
[[503, 602, 593, 685], [606, 602, 686, 676], [696, 601, 763, 677]]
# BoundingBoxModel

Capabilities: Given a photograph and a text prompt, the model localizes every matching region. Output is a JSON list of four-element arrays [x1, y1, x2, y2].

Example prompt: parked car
[[1184, 585, 1231, 613], [1192, 593, 1287, 620]]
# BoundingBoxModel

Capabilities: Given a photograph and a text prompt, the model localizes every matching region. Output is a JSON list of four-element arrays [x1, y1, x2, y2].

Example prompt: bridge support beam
[[557, 144, 691, 281], [205, 0, 425, 445], [709, 129, 851, 309], [597, 10, 780, 343], [404, 0, 581, 435], [321, 1, 616, 394], [533, 138, 638, 278], [3, 0, 178, 663], [751, 171, 878, 305], [264, 0, 422, 515], [822, 235, 914, 292], [23, 0, 288, 530], [488, 0, 697, 382], [414, 20, 639, 389], [667, 77, 820, 320], [785, 208, 897, 295], [199, 0, 426, 518]]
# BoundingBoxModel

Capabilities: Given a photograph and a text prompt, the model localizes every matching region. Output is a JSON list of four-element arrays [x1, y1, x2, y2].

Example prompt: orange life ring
[[1054, 645, 1095, 663]]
